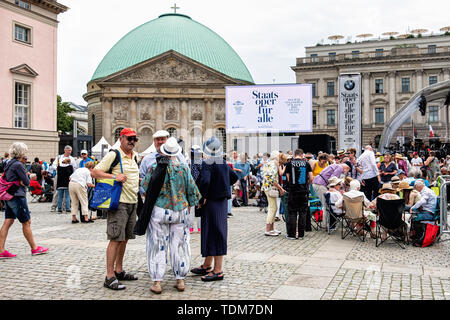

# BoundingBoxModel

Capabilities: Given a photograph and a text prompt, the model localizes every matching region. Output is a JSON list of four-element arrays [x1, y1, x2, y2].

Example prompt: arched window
[[167, 127, 177, 138], [140, 128, 153, 151], [191, 127, 203, 148], [114, 127, 124, 142], [91, 114, 95, 140], [216, 128, 226, 153]]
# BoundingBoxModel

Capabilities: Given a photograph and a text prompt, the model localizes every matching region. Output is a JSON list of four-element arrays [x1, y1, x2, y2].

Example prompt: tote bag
[[90, 153, 123, 210], [0, 173, 20, 201]]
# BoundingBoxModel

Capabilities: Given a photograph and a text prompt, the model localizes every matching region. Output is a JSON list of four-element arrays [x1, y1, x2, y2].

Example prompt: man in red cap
[[411, 151, 423, 169], [91, 128, 140, 290]]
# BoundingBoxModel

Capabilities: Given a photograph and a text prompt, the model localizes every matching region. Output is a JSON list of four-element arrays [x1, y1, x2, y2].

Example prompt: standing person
[[395, 153, 408, 177], [261, 150, 286, 236], [379, 153, 397, 183], [356, 145, 381, 201], [56, 158, 73, 213], [51, 146, 76, 212], [411, 152, 423, 169], [78, 150, 94, 168], [30, 157, 43, 186], [191, 136, 238, 282], [312, 154, 328, 178], [0, 143, 49, 258], [233, 153, 250, 206], [189, 145, 203, 234], [68, 161, 95, 224], [91, 128, 140, 291], [424, 151, 440, 182], [142, 137, 201, 294], [285, 149, 313, 240], [345, 148, 358, 179]]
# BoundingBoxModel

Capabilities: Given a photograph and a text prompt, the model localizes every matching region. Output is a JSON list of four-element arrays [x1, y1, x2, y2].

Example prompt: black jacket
[[198, 158, 238, 201], [134, 155, 169, 236]]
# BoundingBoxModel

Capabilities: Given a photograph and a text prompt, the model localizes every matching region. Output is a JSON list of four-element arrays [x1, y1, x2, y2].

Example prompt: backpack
[[107, 149, 138, 173]]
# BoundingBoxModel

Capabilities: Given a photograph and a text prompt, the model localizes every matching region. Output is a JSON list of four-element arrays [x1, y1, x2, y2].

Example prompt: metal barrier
[[438, 175, 450, 242]]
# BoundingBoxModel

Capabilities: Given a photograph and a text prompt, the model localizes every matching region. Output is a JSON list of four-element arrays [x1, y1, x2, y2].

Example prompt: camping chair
[[28, 185, 41, 203], [376, 198, 407, 249], [341, 195, 368, 242], [309, 185, 323, 230], [324, 192, 344, 235]]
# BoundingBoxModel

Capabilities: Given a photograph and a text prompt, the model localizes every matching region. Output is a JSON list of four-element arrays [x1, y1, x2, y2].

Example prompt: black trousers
[[287, 190, 309, 238], [361, 176, 379, 201], [240, 179, 248, 206]]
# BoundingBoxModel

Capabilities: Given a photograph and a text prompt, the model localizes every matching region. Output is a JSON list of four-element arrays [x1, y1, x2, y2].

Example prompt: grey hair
[[413, 170, 422, 179], [239, 153, 246, 162], [9, 142, 28, 159], [30, 173, 37, 180], [64, 145, 72, 151], [414, 179, 425, 189]]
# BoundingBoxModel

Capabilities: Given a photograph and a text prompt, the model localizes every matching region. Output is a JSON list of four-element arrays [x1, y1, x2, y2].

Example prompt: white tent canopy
[[111, 138, 121, 150], [140, 143, 156, 156], [91, 136, 112, 160]]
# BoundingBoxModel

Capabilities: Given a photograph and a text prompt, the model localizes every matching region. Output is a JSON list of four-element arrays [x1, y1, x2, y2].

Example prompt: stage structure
[[379, 79, 450, 154]]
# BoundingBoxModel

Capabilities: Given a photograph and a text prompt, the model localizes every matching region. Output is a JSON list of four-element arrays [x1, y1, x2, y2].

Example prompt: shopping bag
[[0, 174, 20, 201]]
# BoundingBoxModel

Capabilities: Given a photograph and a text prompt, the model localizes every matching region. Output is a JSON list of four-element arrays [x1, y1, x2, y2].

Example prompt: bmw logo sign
[[344, 80, 355, 91]]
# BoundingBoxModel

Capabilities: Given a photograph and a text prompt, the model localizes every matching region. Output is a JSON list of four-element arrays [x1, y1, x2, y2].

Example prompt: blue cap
[[397, 169, 405, 175], [202, 136, 223, 157]]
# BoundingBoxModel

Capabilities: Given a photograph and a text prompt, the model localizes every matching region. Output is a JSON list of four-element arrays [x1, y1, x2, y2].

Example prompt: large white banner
[[338, 74, 362, 153], [226, 84, 312, 134]]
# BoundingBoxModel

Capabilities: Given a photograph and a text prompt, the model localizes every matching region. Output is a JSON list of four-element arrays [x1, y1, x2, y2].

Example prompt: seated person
[[409, 169, 430, 187], [29, 173, 43, 197], [326, 176, 344, 214], [409, 179, 437, 221], [391, 175, 400, 190], [370, 183, 400, 209], [343, 176, 353, 192], [397, 181, 421, 210], [335, 179, 376, 237]]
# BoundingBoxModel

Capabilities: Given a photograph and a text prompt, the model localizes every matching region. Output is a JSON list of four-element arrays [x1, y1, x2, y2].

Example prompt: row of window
[[310, 75, 439, 97], [310, 45, 438, 61], [312, 105, 440, 126]]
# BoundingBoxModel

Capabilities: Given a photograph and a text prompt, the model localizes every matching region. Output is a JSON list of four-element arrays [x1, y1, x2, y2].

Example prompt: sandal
[[191, 265, 213, 275], [150, 281, 162, 294], [201, 271, 224, 282], [174, 279, 185, 292], [103, 276, 126, 290], [115, 270, 138, 281]]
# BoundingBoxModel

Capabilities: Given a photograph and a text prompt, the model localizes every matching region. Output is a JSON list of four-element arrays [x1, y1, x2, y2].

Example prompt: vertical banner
[[338, 73, 361, 153]]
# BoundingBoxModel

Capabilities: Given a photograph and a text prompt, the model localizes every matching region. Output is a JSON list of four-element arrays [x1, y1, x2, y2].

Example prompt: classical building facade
[[0, 0, 67, 159], [84, 13, 253, 154], [292, 34, 450, 149]]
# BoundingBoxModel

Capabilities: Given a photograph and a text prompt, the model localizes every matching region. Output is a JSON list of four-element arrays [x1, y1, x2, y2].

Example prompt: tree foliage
[[57, 95, 75, 134]]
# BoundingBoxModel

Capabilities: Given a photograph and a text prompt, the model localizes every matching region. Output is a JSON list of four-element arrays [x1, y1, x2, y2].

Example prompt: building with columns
[[84, 13, 253, 154], [0, 0, 67, 159], [292, 34, 450, 150]]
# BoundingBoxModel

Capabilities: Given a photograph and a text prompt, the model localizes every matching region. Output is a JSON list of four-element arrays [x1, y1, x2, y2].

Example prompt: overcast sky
[[57, 0, 450, 105]]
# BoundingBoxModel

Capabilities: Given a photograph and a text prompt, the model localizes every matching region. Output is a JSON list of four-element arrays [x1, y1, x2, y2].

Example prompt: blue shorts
[[5, 196, 30, 223]]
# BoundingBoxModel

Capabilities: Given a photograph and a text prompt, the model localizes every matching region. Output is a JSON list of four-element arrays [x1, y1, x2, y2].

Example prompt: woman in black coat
[[190, 137, 238, 281]]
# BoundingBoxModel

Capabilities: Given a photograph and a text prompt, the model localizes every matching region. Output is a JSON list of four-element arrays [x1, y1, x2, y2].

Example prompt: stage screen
[[226, 84, 312, 134]]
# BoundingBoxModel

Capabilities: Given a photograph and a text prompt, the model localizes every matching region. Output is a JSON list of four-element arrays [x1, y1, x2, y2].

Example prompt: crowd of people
[[1, 131, 448, 292]]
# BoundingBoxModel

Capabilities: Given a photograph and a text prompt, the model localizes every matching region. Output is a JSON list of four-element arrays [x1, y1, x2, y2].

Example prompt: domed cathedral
[[83, 12, 254, 153]]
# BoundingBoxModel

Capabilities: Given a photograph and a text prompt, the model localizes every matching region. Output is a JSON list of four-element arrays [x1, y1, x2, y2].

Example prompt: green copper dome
[[91, 13, 254, 83]]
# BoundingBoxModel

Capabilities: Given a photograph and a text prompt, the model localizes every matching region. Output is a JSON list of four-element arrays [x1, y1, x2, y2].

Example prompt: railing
[[439, 176, 450, 242], [297, 46, 450, 65]]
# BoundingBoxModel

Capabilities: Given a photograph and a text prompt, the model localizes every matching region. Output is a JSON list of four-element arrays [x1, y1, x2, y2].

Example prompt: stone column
[[415, 69, 423, 91], [154, 98, 163, 131], [388, 71, 396, 119], [180, 99, 190, 151], [204, 98, 214, 138], [102, 97, 113, 143], [362, 72, 371, 127], [128, 97, 138, 131]]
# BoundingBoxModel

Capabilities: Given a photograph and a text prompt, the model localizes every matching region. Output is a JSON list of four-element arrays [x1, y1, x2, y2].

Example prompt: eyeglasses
[[126, 136, 139, 142]]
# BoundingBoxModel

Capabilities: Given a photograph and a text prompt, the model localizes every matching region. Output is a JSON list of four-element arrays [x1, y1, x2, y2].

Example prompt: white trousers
[[146, 206, 191, 281]]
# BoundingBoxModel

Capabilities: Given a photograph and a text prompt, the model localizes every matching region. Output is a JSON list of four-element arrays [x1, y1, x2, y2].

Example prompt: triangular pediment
[[98, 50, 243, 85], [10, 64, 38, 77]]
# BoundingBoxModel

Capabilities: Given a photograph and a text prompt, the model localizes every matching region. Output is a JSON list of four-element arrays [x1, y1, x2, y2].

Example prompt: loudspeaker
[[298, 134, 331, 154]]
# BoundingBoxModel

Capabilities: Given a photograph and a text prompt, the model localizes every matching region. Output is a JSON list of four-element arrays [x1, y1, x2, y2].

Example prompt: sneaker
[[228, 212, 233, 216], [57, 210, 62, 213], [72, 219, 79, 224], [189, 228, 194, 234], [285, 235, 297, 240], [50, 207, 56, 212], [31, 246, 49, 256], [273, 229, 282, 235], [0, 250, 17, 259]]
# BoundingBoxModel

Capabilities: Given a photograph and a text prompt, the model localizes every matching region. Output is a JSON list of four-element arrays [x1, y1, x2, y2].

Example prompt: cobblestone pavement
[[1, 197, 450, 300]]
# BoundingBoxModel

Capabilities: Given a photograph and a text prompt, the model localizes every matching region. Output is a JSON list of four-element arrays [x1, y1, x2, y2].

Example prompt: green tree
[[57, 95, 75, 134]]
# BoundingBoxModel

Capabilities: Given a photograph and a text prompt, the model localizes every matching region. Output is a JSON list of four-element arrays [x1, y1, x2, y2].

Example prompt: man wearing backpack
[[90, 128, 140, 291]]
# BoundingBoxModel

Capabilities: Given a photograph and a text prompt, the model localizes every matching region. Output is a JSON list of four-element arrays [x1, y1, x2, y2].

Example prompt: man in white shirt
[[411, 152, 423, 168], [69, 161, 95, 223], [356, 146, 381, 201], [410, 179, 437, 220], [51, 145, 77, 212]]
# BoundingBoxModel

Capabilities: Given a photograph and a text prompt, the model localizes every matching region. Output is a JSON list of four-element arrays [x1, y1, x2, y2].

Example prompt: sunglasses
[[126, 136, 139, 142]]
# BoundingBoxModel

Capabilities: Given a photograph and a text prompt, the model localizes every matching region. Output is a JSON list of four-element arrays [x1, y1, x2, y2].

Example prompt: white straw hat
[[160, 137, 182, 157]]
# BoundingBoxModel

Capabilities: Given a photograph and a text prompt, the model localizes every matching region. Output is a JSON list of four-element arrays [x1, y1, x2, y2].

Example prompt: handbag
[[0, 173, 20, 201], [267, 187, 279, 198], [89, 153, 123, 210]]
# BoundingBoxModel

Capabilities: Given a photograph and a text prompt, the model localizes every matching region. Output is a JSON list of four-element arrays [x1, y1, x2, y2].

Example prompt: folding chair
[[376, 198, 407, 249], [309, 185, 323, 230], [324, 192, 344, 235], [341, 195, 368, 242], [28, 185, 41, 203]]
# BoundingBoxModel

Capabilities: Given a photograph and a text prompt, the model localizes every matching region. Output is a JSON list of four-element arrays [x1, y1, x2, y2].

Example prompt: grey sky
[[57, 0, 450, 105]]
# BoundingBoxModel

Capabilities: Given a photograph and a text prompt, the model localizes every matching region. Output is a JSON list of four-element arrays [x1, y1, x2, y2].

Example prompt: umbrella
[[328, 35, 344, 40], [397, 34, 411, 39], [440, 26, 450, 32], [382, 31, 398, 36], [356, 33, 373, 40], [411, 28, 428, 34]]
